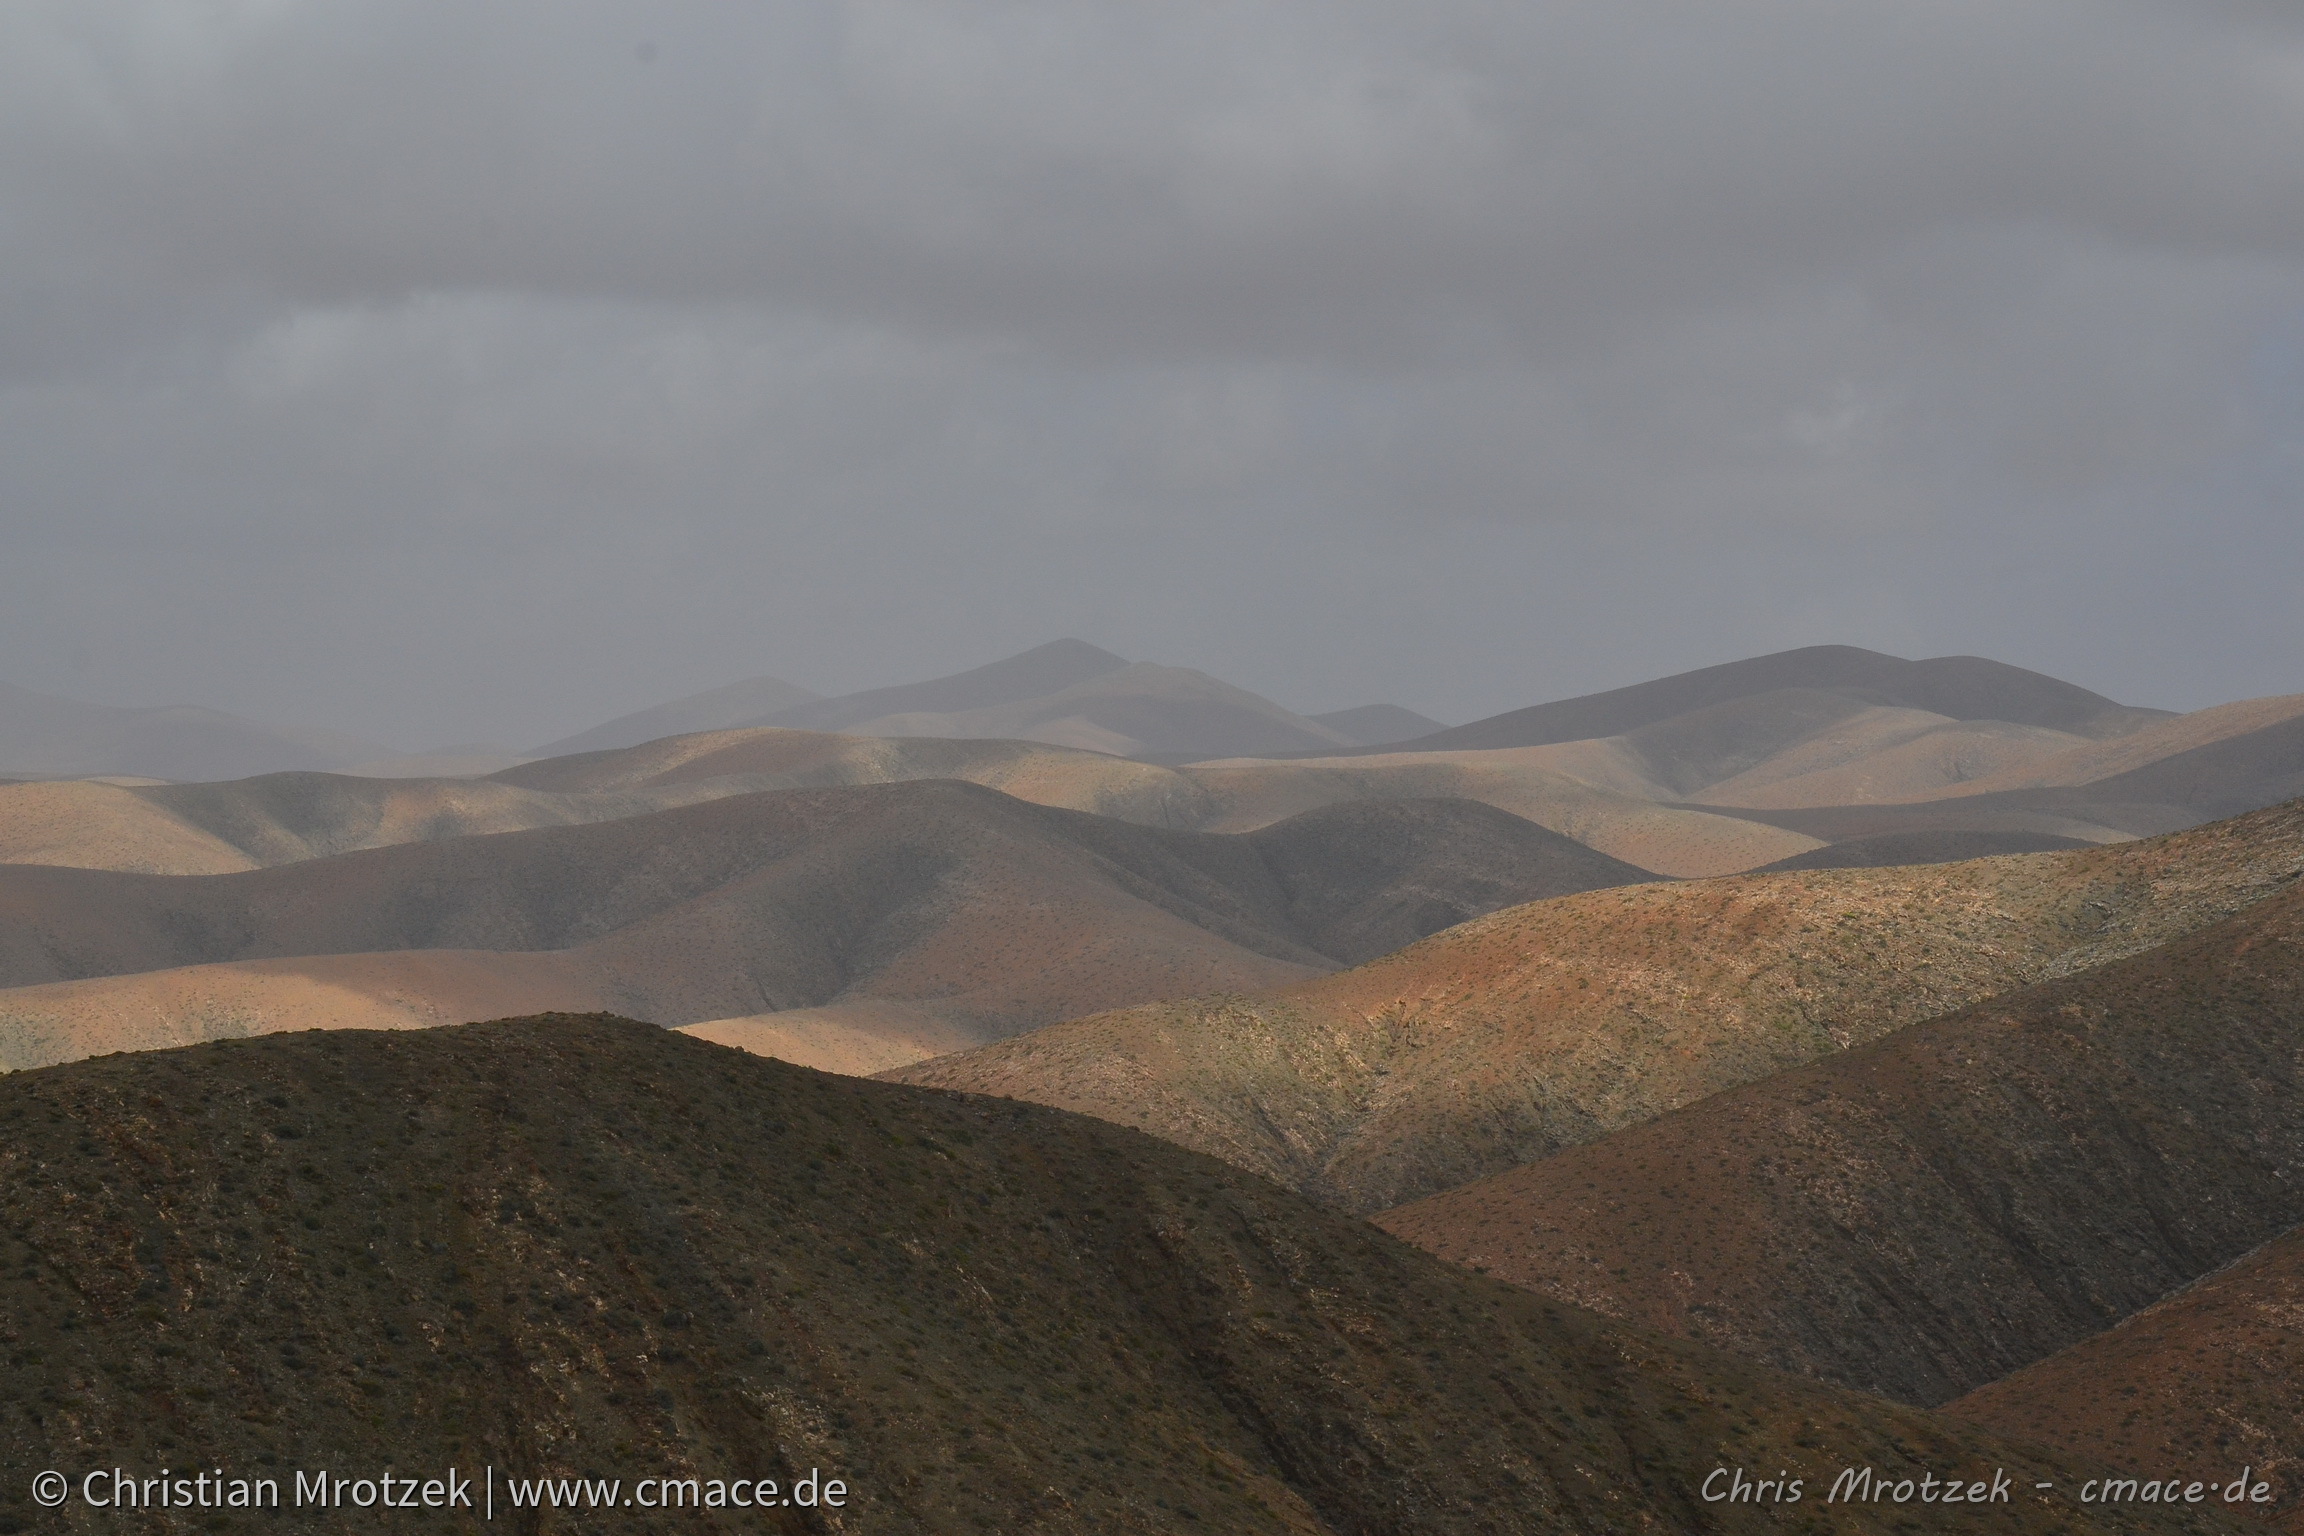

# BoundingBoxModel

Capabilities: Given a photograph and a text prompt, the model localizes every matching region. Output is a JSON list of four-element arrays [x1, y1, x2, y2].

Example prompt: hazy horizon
[[7, 3, 2302, 748]]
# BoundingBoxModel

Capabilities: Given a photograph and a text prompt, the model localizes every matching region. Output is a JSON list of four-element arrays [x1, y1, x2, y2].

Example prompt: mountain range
[[533, 640, 1429, 762], [8, 637, 2304, 1531]]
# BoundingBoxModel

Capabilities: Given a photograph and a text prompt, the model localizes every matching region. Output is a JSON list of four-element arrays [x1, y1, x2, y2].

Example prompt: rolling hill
[[1945, 1222, 2304, 1531], [1373, 874, 2304, 1408], [892, 798, 2304, 1213], [0, 728, 1817, 879], [0, 1014, 2238, 1535], [0, 787, 1654, 1075]]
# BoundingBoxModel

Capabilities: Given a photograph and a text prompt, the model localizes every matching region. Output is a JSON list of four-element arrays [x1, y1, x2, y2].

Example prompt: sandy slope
[[0, 950, 614, 1071], [894, 798, 2304, 1214], [1912, 692, 2304, 799], [0, 780, 258, 873], [1692, 718, 2094, 808]]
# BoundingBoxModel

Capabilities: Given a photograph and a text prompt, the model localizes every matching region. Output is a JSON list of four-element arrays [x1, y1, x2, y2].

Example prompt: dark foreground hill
[[0, 1017, 2239, 1535], [1375, 877, 2304, 1408], [1946, 1222, 2304, 1532]]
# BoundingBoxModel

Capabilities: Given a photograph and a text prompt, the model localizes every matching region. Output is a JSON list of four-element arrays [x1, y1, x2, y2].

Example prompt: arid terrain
[[1371, 877, 2304, 1407], [895, 798, 2304, 1211], [0, 1014, 2247, 1535], [6, 640, 2304, 1531], [0, 786, 1649, 1074]]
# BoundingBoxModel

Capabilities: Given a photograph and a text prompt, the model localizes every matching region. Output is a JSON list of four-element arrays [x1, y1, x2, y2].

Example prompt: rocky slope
[[1375, 877, 2304, 1407]]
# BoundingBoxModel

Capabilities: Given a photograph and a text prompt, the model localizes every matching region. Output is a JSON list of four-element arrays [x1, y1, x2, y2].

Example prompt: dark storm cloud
[[2, 1, 2300, 745]]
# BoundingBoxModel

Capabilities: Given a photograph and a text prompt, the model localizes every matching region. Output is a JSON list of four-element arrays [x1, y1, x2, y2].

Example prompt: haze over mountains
[[534, 640, 1402, 763], [0, 680, 389, 783]]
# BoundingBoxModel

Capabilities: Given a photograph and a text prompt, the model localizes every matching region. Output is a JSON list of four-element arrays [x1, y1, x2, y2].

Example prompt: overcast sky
[[5, 1, 2302, 748]]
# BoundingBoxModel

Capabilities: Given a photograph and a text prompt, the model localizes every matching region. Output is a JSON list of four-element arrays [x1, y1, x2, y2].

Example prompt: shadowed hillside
[[0, 1016, 2240, 1535], [1375, 877, 2304, 1408], [1946, 1224, 2304, 1531], [893, 799, 2304, 1213], [0, 788, 1651, 1074]]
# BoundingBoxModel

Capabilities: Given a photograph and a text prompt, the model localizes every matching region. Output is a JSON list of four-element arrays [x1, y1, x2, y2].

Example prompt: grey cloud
[[1, 1, 2300, 746]]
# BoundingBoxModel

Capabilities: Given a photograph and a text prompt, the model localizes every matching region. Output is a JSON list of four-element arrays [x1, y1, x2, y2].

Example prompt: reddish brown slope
[[1946, 1224, 2304, 1530], [1374, 878, 2304, 1407]]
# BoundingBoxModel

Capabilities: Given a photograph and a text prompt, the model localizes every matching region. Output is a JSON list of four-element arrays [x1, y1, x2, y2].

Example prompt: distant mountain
[[0, 786, 1652, 1076], [1, 1016, 2152, 1536], [808, 662, 1356, 760], [1375, 866, 2304, 1407], [894, 797, 2304, 1213], [1398, 646, 2166, 754], [1307, 703, 1446, 746], [750, 643, 1354, 761], [530, 675, 821, 757], [754, 638, 1129, 733], [0, 680, 388, 782]]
